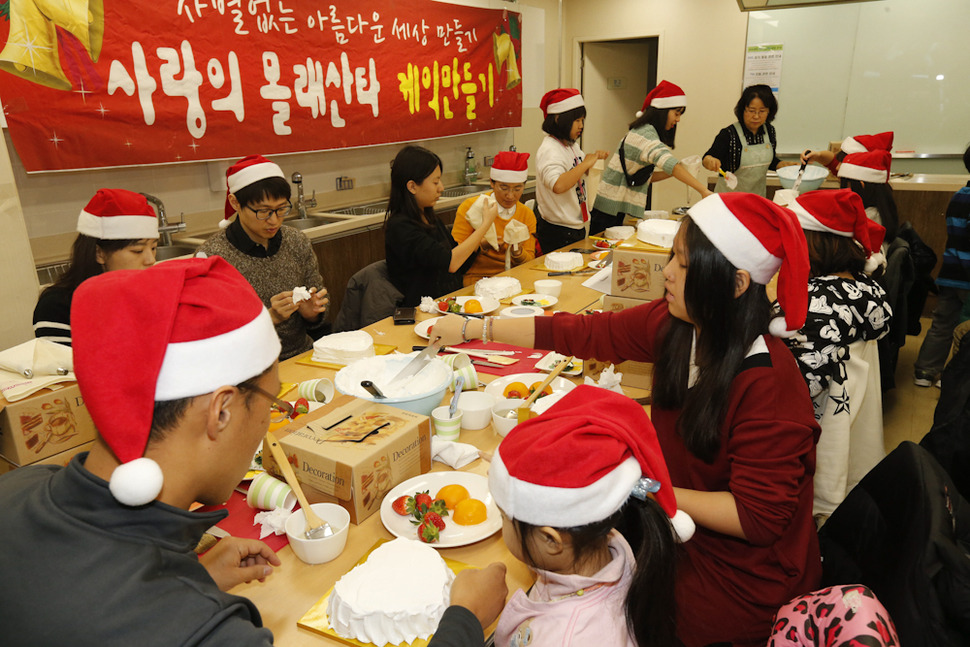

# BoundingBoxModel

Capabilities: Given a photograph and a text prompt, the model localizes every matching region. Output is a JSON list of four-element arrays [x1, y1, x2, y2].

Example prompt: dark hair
[[41, 235, 136, 298], [512, 498, 677, 647], [733, 84, 778, 123], [804, 229, 868, 277], [963, 143, 970, 173], [542, 105, 587, 142], [386, 145, 443, 227], [629, 106, 682, 147], [653, 217, 771, 462], [233, 176, 292, 211], [148, 366, 270, 444], [839, 178, 898, 243]]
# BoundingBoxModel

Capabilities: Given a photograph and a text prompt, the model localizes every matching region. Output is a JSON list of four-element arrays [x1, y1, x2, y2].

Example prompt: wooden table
[[228, 239, 633, 645]]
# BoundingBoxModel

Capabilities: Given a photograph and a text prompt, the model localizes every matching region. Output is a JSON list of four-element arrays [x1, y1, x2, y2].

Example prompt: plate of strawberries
[[380, 471, 502, 548]]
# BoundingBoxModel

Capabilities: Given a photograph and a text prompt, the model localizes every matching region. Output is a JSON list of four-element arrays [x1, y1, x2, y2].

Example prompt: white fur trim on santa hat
[[650, 94, 687, 109], [547, 94, 584, 115], [109, 457, 164, 507], [837, 161, 887, 184], [787, 199, 852, 237], [155, 308, 280, 400], [77, 211, 159, 240], [688, 197, 781, 285], [228, 161, 285, 194], [490, 168, 528, 183], [490, 453, 642, 528], [840, 136, 866, 155]]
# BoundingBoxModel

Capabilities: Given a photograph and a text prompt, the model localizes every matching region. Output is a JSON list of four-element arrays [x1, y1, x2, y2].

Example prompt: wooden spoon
[[264, 431, 334, 539], [517, 356, 574, 423]]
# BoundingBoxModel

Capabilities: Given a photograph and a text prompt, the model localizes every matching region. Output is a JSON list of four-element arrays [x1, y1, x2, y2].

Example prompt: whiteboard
[[746, 0, 970, 156]]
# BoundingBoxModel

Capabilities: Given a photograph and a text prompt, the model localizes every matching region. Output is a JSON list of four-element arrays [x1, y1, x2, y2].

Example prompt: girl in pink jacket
[[489, 386, 695, 647]]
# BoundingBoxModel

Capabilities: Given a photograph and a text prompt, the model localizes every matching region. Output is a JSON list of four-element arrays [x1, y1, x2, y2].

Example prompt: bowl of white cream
[[335, 354, 452, 417]]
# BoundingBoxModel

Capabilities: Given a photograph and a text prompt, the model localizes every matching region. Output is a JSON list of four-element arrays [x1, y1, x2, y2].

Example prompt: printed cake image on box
[[610, 250, 669, 301]]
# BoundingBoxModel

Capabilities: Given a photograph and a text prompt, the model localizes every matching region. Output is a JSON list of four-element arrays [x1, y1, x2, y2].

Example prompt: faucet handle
[[306, 190, 317, 208]]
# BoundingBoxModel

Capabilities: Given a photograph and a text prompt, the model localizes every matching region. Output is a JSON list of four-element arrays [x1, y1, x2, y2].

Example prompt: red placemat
[[197, 489, 290, 552], [447, 340, 546, 377]]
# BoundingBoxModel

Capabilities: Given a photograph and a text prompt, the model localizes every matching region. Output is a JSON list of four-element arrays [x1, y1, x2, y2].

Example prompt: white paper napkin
[[584, 364, 626, 394], [581, 265, 613, 294], [431, 435, 481, 469], [292, 286, 312, 304], [253, 507, 292, 539], [464, 194, 499, 251]]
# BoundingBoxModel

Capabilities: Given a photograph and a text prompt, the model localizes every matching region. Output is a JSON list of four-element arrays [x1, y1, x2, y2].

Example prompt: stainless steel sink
[[155, 245, 199, 261], [440, 185, 487, 198], [284, 215, 346, 230], [329, 203, 387, 216]]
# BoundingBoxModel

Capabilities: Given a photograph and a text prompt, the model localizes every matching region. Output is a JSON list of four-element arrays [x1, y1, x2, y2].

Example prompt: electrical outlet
[[336, 176, 355, 191], [483, 155, 495, 167]]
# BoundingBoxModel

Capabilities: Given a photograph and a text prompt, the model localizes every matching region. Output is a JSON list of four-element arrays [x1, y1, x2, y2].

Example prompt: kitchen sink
[[440, 185, 488, 198], [329, 202, 387, 216], [284, 215, 346, 230], [155, 245, 199, 261]]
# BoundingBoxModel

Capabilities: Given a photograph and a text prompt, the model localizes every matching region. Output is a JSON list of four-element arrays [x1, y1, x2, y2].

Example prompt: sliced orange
[[529, 382, 553, 397], [435, 483, 471, 510], [453, 498, 487, 525], [463, 299, 483, 314], [503, 381, 529, 399]]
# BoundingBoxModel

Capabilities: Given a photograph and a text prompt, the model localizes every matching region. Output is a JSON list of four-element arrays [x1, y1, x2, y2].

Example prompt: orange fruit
[[463, 299, 483, 314], [453, 498, 487, 525], [529, 382, 553, 397], [435, 483, 470, 510], [503, 381, 529, 399]]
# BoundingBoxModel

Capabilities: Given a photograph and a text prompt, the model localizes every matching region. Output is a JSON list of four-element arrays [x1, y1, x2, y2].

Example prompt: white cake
[[544, 251, 583, 271], [327, 538, 455, 646], [474, 276, 521, 300], [636, 219, 681, 249], [604, 225, 635, 240], [312, 330, 375, 364]]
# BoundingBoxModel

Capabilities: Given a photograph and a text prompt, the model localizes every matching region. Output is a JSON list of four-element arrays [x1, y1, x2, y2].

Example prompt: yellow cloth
[[452, 193, 537, 286]]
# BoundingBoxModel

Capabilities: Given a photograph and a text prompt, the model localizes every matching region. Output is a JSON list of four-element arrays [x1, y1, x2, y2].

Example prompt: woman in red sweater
[[432, 193, 822, 647]]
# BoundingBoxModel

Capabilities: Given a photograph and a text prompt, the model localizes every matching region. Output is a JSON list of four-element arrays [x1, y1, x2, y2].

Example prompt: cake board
[[294, 344, 397, 371]]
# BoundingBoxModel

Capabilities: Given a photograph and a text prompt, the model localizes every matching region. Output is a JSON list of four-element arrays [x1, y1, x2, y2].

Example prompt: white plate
[[433, 295, 500, 315], [380, 472, 501, 548], [413, 317, 440, 340], [588, 259, 609, 270], [511, 294, 558, 309], [534, 352, 583, 377], [484, 372, 577, 400], [500, 305, 543, 318]]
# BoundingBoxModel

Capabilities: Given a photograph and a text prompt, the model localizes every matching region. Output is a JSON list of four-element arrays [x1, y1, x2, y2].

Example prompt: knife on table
[[388, 338, 442, 386], [547, 268, 597, 276]]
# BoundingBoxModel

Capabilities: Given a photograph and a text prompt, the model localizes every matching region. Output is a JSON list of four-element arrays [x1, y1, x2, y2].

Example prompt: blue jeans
[[914, 286, 969, 375]]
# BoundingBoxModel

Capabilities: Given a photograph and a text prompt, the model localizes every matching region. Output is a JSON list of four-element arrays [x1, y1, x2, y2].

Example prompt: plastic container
[[334, 355, 452, 417], [776, 164, 829, 192]]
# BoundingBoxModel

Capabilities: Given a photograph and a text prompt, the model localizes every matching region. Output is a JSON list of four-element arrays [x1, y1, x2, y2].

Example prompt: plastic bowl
[[285, 503, 350, 565], [457, 391, 495, 430], [334, 355, 452, 417], [491, 398, 526, 437], [776, 164, 829, 192]]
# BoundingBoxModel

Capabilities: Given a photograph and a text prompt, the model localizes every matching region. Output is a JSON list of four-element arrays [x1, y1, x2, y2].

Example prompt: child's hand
[[449, 562, 508, 629]]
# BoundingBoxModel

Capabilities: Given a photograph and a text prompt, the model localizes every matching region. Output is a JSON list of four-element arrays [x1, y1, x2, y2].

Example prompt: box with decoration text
[[260, 395, 432, 524], [0, 383, 97, 466], [610, 249, 669, 301]]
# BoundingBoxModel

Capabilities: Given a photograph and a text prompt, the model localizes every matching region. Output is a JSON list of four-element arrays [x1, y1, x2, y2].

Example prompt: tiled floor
[[882, 317, 943, 451]]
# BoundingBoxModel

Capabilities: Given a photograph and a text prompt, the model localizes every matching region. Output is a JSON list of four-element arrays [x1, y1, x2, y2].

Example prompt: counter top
[[706, 172, 969, 193]]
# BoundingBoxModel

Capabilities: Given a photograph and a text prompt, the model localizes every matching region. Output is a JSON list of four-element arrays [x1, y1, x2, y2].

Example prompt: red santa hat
[[838, 150, 891, 184], [72, 256, 281, 506], [540, 88, 584, 117], [790, 189, 887, 273], [636, 80, 687, 117], [490, 151, 530, 184], [76, 189, 159, 240], [222, 155, 286, 227], [840, 131, 894, 155], [687, 193, 810, 337], [489, 386, 695, 542]]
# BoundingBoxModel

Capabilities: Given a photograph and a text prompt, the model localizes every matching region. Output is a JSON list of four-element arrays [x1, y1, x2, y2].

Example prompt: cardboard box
[[602, 294, 653, 313], [0, 440, 95, 477], [586, 295, 654, 390], [610, 249, 669, 301], [261, 395, 432, 524], [0, 382, 97, 466]]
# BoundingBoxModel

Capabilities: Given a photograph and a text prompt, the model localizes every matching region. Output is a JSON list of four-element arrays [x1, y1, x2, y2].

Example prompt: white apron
[[715, 121, 773, 197]]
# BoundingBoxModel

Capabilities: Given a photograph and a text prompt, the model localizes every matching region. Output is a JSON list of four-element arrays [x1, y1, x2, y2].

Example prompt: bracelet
[[482, 317, 491, 345], [461, 318, 471, 342]]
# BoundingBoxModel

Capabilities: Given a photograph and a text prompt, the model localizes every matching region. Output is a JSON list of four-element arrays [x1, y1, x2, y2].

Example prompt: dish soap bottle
[[464, 147, 478, 184]]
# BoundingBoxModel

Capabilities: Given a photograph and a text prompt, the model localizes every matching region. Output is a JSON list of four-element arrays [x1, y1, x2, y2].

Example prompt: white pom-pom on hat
[[670, 509, 696, 543], [865, 251, 886, 275], [635, 110, 644, 118], [769, 315, 797, 338], [109, 457, 164, 507]]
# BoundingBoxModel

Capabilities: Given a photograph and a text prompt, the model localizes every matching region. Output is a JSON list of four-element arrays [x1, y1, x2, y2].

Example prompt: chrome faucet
[[291, 172, 317, 219], [463, 147, 478, 185], [140, 193, 185, 246]]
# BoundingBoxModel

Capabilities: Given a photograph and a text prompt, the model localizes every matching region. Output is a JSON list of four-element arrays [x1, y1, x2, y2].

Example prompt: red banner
[[0, 0, 523, 172]]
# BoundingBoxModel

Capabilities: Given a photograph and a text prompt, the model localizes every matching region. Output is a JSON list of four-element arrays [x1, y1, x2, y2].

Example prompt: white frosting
[[334, 354, 451, 399], [636, 219, 681, 249], [312, 330, 376, 364], [544, 251, 583, 271], [474, 276, 522, 300], [604, 225, 635, 240], [327, 538, 455, 646]]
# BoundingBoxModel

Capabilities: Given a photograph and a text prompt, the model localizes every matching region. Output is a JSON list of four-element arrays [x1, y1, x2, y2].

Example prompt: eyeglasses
[[238, 382, 295, 423], [246, 202, 292, 220], [744, 108, 769, 117]]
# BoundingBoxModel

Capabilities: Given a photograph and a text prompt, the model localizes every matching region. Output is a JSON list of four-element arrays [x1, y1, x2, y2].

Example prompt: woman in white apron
[[702, 84, 793, 196]]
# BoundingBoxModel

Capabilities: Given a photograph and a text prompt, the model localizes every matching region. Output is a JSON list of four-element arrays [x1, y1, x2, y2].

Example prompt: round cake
[[636, 219, 681, 249], [312, 330, 375, 365], [544, 251, 583, 271], [327, 538, 455, 646], [604, 225, 635, 240], [474, 276, 522, 300]]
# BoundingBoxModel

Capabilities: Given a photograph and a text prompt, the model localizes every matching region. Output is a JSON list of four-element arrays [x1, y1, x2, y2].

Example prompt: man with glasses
[[200, 154, 329, 359]]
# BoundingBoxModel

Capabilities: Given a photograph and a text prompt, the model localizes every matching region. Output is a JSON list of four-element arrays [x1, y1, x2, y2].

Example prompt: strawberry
[[391, 496, 409, 516], [437, 301, 450, 313], [413, 491, 433, 510], [423, 510, 446, 531], [292, 397, 310, 417], [417, 521, 440, 543]]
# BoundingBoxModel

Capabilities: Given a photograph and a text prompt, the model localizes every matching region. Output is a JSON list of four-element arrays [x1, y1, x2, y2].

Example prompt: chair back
[[333, 260, 403, 332]]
